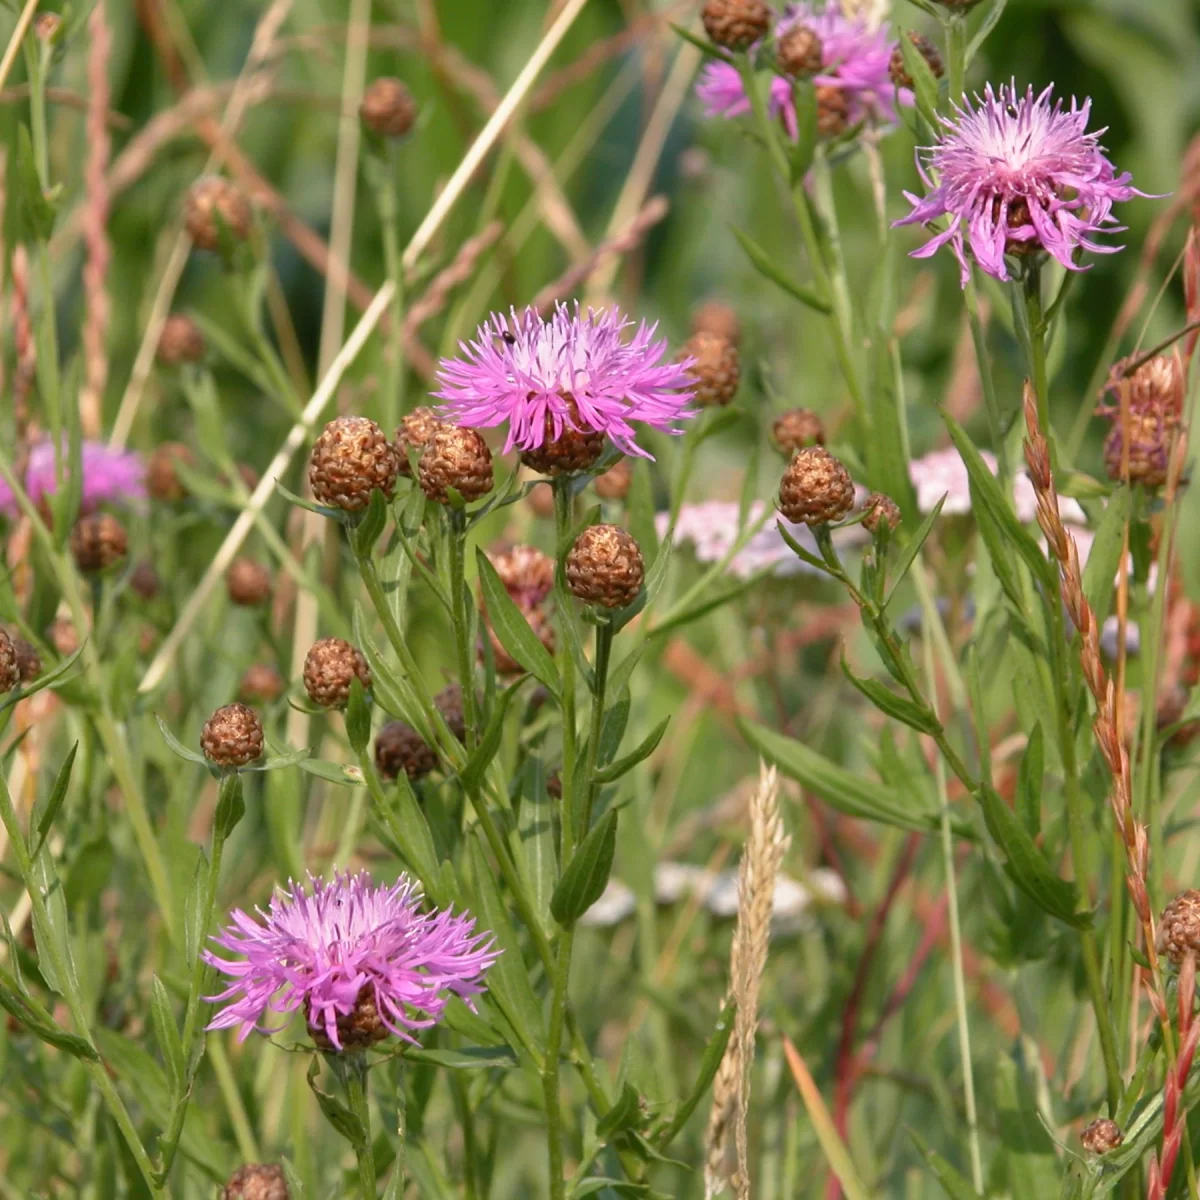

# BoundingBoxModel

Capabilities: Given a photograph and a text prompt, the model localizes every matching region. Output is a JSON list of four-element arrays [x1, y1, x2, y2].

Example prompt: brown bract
[[309, 416, 399, 512], [360, 77, 417, 138], [308, 983, 388, 1051], [70, 513, 128, 572], [701, 0, 770, 48], [226, 557, 272, 606], [490, 544, 555, 609], [1158, 890, 1200, 966], [395, 407, 447, 476], [816, 86, 849, 137], [200, 702, 264, 769], [566, 524, 644, 609], [222, 1163, 290, 1200], [520, 397, 606, 475], [239, 664, 286, 705], [888, 33, 943, 90], [130, 561, 161, 600], [157, 314, 206, 366], [375, 720, 437, 781], [680, 332, 740, 407], [1080, 1118, 1123, 1156], [303, 637, 371, 709], [0, 630, 19, 693], [418, 426, 494, 504], [777, 25, 823, 76], [771, 408, 825, 455], [147, 442, 195, 502], [185, 176, 253, 251], [779, 447, 854, 527], [862, 492, 901, 534]]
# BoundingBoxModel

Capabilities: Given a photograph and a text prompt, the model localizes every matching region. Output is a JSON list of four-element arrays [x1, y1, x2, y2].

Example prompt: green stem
[[345, 1056, 377, 1199], [944, 13, 966, 107], [542, 926, 573, 1200], [1019, 270, 1052, 446], [577, 622, 612, 840], [964, 280, 1010, 485], [448, 509, 480, 749], [378, 146, 407, 434], [553, 481, 580, 853]]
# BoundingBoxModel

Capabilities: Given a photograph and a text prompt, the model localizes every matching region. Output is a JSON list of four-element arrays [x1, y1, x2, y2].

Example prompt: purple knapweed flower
[[894, 81, 1146, 286], [0, 440, 145, 518], [203, 871, 499, 1050], [434, 302, 696, 460], [695, 3, 908, 140]]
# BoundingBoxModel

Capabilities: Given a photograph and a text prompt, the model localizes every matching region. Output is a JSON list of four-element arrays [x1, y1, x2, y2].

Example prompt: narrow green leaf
[[403, 1045, 517, 1070], [906, 1128, 983, 1200], [993, 1055, 1061, 1199], [31, 742, 77, 860], [898, 32, 942, 127], [183, 849, 208, 967], [978, 784, 1089, 927], [344, 677, 372, 757], [156, 715, 209, 767], [461, 680, 526, 794], [840, 657, 940, 735], [1081, 486, 1131, 627], [517, 758, 557, 931], [0, 968, 99, 1060], [477, 550, 560, 696], [668, 22, 730, 62], [1017, 724, 1044, 837], [64, 836, 113, 909], [150, 974, 185, 1091], [306, 1058, 367, 1148], [885, 496, 946, 608], [597, 1082, 644, 1140], [551, 810, 618, 927], [352, 487, 389, 557], [213, 774, 245, 841], [655, 999, 735, 1150], [731, 225, 831, 313], [594, 718, 669, 784], [787, 79, 818, 183], [297, 758, 365, 786], [966, 0, 1009, 65]]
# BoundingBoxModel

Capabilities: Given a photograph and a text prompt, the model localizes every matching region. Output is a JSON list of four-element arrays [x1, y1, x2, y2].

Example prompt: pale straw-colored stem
[[0, 0, 40, 97]]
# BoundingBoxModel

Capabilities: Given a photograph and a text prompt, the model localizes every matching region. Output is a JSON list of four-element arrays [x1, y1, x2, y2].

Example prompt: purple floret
[[0, 440, 145, 518]]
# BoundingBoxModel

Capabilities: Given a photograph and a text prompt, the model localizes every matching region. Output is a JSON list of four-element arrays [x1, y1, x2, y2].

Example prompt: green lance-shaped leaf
[[150, 974, 185, 1092], [306, 1058, 367, 1149], [594, 718, 669, 784], [897, 33, 943, 129], [655, 998, 735, 1150], [884, 496, 946, 608], [551, 809, 618, 927], [31, 741, 78, 860], [352, 486, 389, 557], [905, 1128, 984, 1200], [344, 676, 372, 757], [461, 679, 527, 794], [978, 783, 1090, 927], [596, 1082, 644, 1140], [731, 225, 831, 313], [476, 549, 561, 696], [840, 656, 941, 736]]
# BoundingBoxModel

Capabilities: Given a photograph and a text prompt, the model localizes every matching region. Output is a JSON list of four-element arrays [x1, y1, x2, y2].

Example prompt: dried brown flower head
[[816, 85, 850, 137], [239, 664, 286, 706], [222, 1163, 289, 1200], [0, 630, 20, 693], [1099, 354, 1186, 489], [185, 176, 253, 252], [566, 525, 644, 609], [490, 544, 555, 609], [70, 512, 128, 572], [701, 0, 770, 49], [309, 416, 399, 512], [777, 25, 823, 77], [130, 560, 161, 600], [680, 332, 740, 408], [418, 426, 494, 504], [147, 442, 196, 503], [1080, 1118, 1123, 1156], [594, 458, 633, 501], [201, 703, 264, 769], [484, 606, 556, 675], [862, 492, 902, 534], [360, 77, 418, 138], [435, 682, 468, 742], [1158, 890, 1200, 966], [771, 408, 825, 455], [779, 446, 854, 526], [157, 314, 206, 366], [375, 720, 437, 781], [303, 637, 371, 709], [395, 407, 447, 476], [226, 558, 272, 607], [308, 983, 388, 1052]]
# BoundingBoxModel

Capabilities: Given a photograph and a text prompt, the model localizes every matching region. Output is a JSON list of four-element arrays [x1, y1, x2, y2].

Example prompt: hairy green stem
[[447, 510, 480, 748], [345, 1057, 377, 1199]]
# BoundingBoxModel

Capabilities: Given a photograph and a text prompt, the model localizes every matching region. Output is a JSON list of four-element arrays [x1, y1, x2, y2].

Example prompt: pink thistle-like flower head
[[695, 3, 908, 140], [203, 871, 500, 1050], [434, 302, 697, 460], [0, 440, 145, 519], [894, 81, 1147, 286]]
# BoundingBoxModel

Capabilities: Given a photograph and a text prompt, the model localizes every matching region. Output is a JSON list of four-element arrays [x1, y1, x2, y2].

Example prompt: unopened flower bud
[[816, 85, 850, 137], [360, 77, 418, 139], [1080, 1118, 1123, 1156], [185, 176, 253, 252], [1158, 890, 1200, 966], [147, 442, 196, 503], [680, 332, 740, 407], [862, 492, 902, 534], [490, 544, 555, 608], [701, 0, 770, 49], [779, 446, 854, 526], [239, 664, 286, 705], [566, 524, 644, 609], [594, 458, 633, 501], [309, 416, 399, 512], [130, 561, 161, 601], [434, 683, 468, 742], [771, 408, 825, 455], [395, 407, 446, 476], [201, 702, 264, 769], [418, 426, 494, 504], [222, 1162, 290, 1200], [691, 301, 742, 347], [525, 481, 556, 520], [70, 513, 128, 572], [888, 33, 944, 90], [8, 633, 40, 684], [303, 637, 371, 709], [375, 720, 437, 781], [157, 314, 206, 366], [777, 24, 823, 76], [0, 630, 19, 693], [227, 558, 273, 607]]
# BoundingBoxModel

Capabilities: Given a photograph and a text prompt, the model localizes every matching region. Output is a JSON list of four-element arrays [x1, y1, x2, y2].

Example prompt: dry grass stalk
[[704, 762, 791, 1199], [1149, 952, 1200, 1198], [79, 1, 113, 440]]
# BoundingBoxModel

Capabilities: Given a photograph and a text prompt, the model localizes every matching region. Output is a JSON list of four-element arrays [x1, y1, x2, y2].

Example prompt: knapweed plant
[[1, 0, 1198, 1197]]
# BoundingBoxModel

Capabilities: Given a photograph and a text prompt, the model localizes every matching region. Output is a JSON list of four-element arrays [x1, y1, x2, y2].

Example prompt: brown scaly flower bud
[[48, 619, 80, 659], [777, 24, 824, 77], [816, 85, 850, 137], [185, 176, 253, 252], [485, 606, 556, 675], [680, 332, 740, 408], [147, 442, 195, 503], [309, 984, 387, 1052], [309, 416, 399, 512], [156, 314, 206, 366], [239, 664, 286, 705], [779, 446, 855, 527], [594, 458, 633, 501], [701, 0, 770, 49], [526, 481, 556, 520], [435, 683, 468, 742], [418, 426, 494, 504], [201, 703, 264, 769], [1158, 890, 1200, 966], [771, 408, 825, 455], [691, 301, 742, 347], [888, 33, 944, 90], [222, 1163, 290, 1200], [566, 525, 644, 609], [490, 544, 555, 609], [130, 561, 161, 601], [1080, 1118, 1123, 1156], [395, 407, 446, 476], [1099, 355, 1185, 490], [0, 630, 20, 693], [70, 513, 128, 572], [10, 634, 41, 684], [360, 77, 418, 139], [227, 558, 273, 607], [862, 492, 902, 534], [375, 719, 437, 781], [303, 637, 371, 709], [520, 397, 606, 476]]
